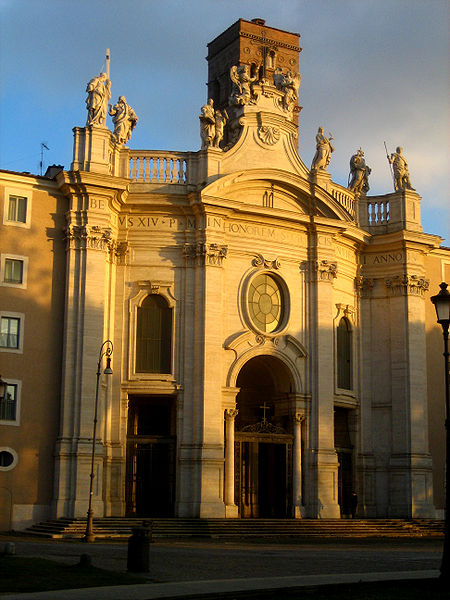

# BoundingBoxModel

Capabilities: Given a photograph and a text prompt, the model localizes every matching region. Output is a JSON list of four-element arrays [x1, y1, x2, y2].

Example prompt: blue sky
[[1, 0, 448, 241]]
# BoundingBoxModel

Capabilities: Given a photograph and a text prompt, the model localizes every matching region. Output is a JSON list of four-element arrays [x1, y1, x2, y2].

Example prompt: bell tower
[[206, 18, 302, 121]]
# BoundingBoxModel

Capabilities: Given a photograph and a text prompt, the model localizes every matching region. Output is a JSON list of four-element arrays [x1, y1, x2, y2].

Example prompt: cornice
[[56, 170, 129, 193], [0, 170, 62, 193], [239, 31, 301, 53], [364, 229, 443, 251]]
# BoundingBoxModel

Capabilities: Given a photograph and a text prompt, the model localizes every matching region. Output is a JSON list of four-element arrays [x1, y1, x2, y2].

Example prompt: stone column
[[224, 408, 239, 517], [292, 413, 305, 518]]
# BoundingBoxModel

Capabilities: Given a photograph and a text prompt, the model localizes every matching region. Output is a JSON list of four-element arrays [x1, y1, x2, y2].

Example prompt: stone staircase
[[24, 518, 444, 540]]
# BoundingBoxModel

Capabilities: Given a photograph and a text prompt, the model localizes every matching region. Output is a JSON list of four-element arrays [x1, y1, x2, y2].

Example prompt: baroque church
[[1, 18, 449, 530]]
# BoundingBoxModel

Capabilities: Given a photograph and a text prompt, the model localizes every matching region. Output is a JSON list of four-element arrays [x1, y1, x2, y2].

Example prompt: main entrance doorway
[[235, 355, 295, 518], [125, 395, 176, 517], [235, 436, 292, 517]]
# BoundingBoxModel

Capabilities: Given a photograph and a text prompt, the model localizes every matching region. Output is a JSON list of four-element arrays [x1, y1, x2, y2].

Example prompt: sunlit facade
[[1, 19, 449, 530]]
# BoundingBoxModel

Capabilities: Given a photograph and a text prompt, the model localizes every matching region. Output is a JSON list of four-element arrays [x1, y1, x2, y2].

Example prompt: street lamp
[[84, 340, 113, 543], [430, 282, 450, 582]]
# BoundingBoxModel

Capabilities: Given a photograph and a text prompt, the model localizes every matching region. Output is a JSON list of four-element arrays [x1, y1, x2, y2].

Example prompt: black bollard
[[127, 522, 152, 572], [79, 553, 92, 567]]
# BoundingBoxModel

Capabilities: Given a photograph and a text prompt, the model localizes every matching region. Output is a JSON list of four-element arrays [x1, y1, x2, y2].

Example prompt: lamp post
[[430, 282, 450, 582], [84, 340, 113, 543]]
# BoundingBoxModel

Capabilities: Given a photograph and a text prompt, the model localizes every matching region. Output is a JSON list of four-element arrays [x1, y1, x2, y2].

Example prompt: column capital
[[225, 408, 239, 421], [221, 386, 240, 412], [316, 259, 338, 281], [385, 274, 429, 296], [184, 242, 228, 266], [294, 413, 306, 424]]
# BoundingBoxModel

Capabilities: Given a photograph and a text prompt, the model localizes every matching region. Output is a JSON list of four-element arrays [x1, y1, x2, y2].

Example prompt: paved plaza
[[0, 535, 442, 599]]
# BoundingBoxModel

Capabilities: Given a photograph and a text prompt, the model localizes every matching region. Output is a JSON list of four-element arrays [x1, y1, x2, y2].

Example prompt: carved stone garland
[[252, 253, 281, 270]]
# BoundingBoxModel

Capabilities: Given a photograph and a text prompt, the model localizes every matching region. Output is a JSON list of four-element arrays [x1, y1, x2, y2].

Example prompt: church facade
[[1, 19, 449, 530]]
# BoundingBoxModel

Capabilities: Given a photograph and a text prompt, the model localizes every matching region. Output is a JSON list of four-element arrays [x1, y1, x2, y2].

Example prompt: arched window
[[266, 50, 275, 70], [136, 295, 172, 373], [337, 317, 352, 390]]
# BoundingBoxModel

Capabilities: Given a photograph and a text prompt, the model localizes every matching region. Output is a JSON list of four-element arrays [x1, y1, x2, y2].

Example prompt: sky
[[0, 0, 448, 242]]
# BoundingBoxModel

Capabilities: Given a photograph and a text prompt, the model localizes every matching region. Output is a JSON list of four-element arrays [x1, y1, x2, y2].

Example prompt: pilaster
[[355, 275, 377, 517], [384, 274, 435, 517], [306, 227, 341, 518], [184, 237, 229, 517], [52, 172, 126, 519]]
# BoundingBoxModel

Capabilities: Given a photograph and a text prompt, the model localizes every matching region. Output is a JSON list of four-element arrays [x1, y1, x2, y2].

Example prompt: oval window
[[247, 273, 286, 333], [0, 451, 14, 468]]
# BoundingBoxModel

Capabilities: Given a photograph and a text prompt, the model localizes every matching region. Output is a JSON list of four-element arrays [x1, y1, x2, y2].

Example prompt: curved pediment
[[200, 169, 355, 222]]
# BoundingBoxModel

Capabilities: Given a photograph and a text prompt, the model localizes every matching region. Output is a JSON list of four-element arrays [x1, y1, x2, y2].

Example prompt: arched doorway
[[235, 355, 295, 518]]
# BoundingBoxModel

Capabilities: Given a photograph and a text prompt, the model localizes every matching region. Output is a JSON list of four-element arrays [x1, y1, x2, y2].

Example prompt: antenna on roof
[[40, 142, 49, 176]]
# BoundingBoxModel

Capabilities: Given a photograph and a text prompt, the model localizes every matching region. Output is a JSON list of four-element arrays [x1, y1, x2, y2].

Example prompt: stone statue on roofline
[[272, 68, 301, 112], [85, 72, 111, 126], [213, 109, 228, 148], [199, 99, 216, 149], [311, 127, 334, 171], [387, 146, 414, 191], [199, 100, 229, 150], [229, 65, 258, 106], [348, 149, 371, 195], [109, 96, 138, 145]]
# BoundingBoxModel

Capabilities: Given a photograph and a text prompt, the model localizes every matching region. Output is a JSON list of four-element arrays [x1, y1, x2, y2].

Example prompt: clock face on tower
[[247, 273, 286, 333]]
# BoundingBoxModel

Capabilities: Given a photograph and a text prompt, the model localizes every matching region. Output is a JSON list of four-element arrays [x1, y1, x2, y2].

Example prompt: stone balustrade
[[129, 151, 191, 184], [367, 199, 390, 225], [329, 184, 356, 219]]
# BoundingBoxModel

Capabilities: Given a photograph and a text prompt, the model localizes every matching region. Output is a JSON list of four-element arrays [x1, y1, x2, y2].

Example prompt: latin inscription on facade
[[335, 245, 354, 260], [89, 198, 106, 210], [117, 214, 306, 244], [362, 252, 404, 265]]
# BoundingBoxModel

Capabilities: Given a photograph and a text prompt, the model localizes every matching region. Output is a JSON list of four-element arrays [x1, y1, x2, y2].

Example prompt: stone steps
[[24, 518, 444, 540]]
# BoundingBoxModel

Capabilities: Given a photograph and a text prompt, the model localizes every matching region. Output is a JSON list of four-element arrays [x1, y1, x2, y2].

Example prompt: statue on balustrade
[[311, 127, 334, 170], [229, 65, 257, 106], [348, 149, 371, 194], [85, 72, 111, 126], [273, 68, 301, 112], [387, 146, 414, 191], [199, 99, 216, 149], [213, 109, 228, 148], [109, 96, 138, 145]]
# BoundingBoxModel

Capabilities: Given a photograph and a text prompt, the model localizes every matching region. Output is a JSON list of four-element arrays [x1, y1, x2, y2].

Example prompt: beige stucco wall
[[0, 172, 67, 530]]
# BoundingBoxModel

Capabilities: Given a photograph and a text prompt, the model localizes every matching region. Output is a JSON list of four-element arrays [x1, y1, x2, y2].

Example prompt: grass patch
[[0, 554, 144, 593]]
